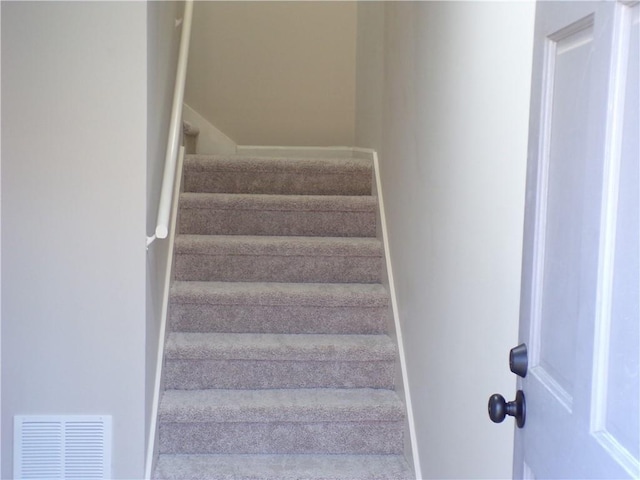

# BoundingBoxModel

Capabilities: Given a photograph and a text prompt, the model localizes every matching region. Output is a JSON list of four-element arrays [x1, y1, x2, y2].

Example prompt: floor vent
[[14, 415, 112, 480]]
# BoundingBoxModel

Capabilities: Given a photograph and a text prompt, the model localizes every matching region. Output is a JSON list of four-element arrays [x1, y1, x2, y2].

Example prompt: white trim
[[0, 4, 3, 474], [371, 149, 422, 480], [590, 0, 628, 435], [144, 148, 184, 479]]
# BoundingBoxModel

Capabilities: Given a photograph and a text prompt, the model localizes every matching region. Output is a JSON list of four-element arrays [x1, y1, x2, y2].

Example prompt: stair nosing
[[179, 192, 378, 213], [174, 235, 383, 257], [153, 453, 414, 480], [183, 155, 372, 174], [170, 281, 389, 307], [159, 388, 404, 423], [164, 332, 396, 361]]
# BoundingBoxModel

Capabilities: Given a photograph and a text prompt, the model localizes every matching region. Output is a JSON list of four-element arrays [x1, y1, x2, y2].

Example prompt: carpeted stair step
[[183, 155, 373, 196], [163, 333, 396, 389], [173, 235, 383, 283], [178, 193, 377, 237], [153, 453, 414, 480], [169, 281, 390, 334], [154, 153, 414, 479], [158, 388, 404, 455]]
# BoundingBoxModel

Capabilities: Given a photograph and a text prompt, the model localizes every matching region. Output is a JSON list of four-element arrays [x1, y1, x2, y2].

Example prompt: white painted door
[[514, 1, 639, 478]]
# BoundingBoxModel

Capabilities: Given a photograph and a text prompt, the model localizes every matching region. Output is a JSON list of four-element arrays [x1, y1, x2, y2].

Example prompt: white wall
[[146, 0, 183, 465], [355, 2, 535, 478], [1, 3, 148, 478], [355, 3, 385, 154], [185, 1, 357, 146]]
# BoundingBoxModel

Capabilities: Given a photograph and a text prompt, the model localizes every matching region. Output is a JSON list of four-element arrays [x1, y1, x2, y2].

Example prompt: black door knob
[[488, 390, 526, 428]]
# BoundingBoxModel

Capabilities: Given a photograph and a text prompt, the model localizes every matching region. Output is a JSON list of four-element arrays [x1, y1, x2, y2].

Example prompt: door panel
[[597, 2, 639, 469], [535, 14, 595, 408], [515, 2, 639, 478]]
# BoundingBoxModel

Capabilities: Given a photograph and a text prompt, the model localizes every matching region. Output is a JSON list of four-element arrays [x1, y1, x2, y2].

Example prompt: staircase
[[153, 153, 414, 480]]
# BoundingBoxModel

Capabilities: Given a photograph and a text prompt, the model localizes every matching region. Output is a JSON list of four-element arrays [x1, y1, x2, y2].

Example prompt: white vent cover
[[14, 415, 112, 480]]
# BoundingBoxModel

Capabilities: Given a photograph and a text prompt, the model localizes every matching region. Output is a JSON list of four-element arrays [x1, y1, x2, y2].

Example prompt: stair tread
[[180, 193, 377, 212], [182, 155, 373, 196], [174, 235, 382, 256], [184, 155, 372, 174], [159, 388, 404, 423], [154, 453, 413, 480], [165, 332, 395, 361], [170, 281, 388, 307]]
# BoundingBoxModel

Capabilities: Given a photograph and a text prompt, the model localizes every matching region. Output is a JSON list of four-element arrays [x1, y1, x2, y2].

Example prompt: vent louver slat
[[14, 416, 112, 480]]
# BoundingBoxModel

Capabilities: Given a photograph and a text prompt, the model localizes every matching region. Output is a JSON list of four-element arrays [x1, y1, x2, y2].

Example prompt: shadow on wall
[[184, 1, 357, 147]]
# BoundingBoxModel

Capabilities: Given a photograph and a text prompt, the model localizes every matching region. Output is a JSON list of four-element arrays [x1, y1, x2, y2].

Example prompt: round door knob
[[488, 390, 526, 428]]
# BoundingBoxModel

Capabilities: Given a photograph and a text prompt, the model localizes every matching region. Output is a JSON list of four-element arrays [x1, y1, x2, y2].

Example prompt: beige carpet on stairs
[[153, 154, 414, 480]]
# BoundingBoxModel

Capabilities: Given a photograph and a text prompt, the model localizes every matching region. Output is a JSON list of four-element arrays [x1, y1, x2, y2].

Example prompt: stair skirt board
[[148, 147, 418, 480]]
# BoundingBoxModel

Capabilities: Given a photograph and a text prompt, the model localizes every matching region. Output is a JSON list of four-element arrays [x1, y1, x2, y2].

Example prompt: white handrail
[[147, 0, 194, 248]]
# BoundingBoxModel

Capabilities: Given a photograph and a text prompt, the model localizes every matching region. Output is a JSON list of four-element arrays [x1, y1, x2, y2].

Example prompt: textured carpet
[[182, 155, 373, 196], [155, 454, 413, 480], [154, 154, 413, 479], [178, 193, 377, 237]]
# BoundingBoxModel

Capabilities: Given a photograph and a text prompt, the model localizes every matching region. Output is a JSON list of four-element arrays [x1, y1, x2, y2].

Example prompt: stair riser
[[152, 454, 416, 480], [169, 304, 388, 334], [164, 360, 395, 390], [153, 454, 414, 480], [183, 171, 372, 196], [178, 209, 376, 237], [174, 255, 382, 283], [159, 421, 403, 455]]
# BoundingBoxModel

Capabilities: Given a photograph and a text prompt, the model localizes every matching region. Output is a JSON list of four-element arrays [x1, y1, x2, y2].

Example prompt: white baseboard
[[370, 148, 422, 480], [144, 150, 184, 479]]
